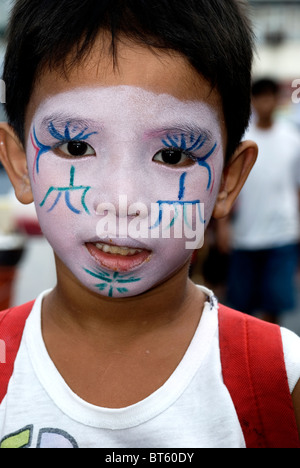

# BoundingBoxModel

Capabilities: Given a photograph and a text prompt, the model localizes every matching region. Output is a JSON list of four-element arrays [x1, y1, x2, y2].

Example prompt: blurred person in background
[[225, 78, 300, 324]]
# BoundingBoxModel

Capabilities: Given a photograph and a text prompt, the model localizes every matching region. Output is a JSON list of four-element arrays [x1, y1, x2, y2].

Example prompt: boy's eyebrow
[[39, 114, 101, 130], [38, 116, 214, 143], [144, 124, 213, 141]]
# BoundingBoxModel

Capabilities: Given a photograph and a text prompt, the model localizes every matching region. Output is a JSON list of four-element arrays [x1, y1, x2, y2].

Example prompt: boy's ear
[[213, 140, 258, 219], [0, 123, 34, 204]]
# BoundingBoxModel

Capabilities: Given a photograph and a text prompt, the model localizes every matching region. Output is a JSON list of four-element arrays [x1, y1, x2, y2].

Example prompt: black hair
[[252, 78, 280, 97], [3, 0, 254, 161]]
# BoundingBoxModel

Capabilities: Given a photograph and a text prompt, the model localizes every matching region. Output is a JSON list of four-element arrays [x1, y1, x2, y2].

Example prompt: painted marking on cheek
[[47, 192, 62, 212], [70, 165, 75, 186], [64, 191, 81, 215], [178, 172, 187, 201], [83, 267, 142, 297], [150, 172, 206, 230], [39, 165, 91, 215], [150, 200, 205, 231]]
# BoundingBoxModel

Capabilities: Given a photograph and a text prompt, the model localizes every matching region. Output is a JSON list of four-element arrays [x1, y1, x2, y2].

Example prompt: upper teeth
[[95, 242, 143, 256]]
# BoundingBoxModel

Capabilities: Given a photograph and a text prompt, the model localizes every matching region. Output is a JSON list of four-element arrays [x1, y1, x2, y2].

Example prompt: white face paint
[[26, 86, 224, 298]]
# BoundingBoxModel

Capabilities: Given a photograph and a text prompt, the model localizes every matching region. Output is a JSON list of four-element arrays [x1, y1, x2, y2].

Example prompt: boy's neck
[[42, 258, 204, 339], [42, 258, 206, 408]]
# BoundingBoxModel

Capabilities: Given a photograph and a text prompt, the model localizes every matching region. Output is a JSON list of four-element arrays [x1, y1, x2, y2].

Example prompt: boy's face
[[24, 38, 226, 298]]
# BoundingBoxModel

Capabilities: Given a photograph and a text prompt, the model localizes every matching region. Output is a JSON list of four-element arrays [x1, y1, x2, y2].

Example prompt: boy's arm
[[292, 380, 300, 438]]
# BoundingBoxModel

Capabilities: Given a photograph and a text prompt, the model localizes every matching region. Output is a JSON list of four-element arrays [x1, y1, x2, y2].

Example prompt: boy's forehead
[[26, 38, 224, 137], [32, 86, 220, 137]]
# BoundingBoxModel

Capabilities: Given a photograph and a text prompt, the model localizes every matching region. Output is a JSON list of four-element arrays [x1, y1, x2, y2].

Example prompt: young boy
[[0, 0, 299, 449]]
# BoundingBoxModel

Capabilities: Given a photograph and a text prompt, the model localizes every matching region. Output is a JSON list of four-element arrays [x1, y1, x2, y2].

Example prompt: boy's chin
[[66, 266, 179, 300], [65, 266, 151, 300], [89, 281, 148, 299]]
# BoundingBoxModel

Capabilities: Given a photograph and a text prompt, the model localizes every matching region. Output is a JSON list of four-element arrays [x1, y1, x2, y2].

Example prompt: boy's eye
[[153, 148, 195, 167], [54, 141, 96, 158]]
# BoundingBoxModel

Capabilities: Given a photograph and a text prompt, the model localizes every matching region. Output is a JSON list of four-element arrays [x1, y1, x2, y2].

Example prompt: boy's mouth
[[85, 241, 152, 272], [94, 242, 144, 256]]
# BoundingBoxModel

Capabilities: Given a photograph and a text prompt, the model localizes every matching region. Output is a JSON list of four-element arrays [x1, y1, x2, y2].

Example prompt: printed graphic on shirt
[[0, 425, 78, 448]]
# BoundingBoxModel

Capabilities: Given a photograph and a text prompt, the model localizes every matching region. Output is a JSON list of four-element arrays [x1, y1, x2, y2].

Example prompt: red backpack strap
[[218, 303, 300, 448], [0, 301, 34, 404]]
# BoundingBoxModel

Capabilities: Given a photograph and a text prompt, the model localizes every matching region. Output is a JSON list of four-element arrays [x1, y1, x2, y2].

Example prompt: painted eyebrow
[[39, 114, 102, 131], [144, 125, 214, 154], [144, 125, 213, 141]]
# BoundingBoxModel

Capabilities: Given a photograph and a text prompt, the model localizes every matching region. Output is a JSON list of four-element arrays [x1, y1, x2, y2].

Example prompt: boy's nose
[[91, 160, 151, 218]]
